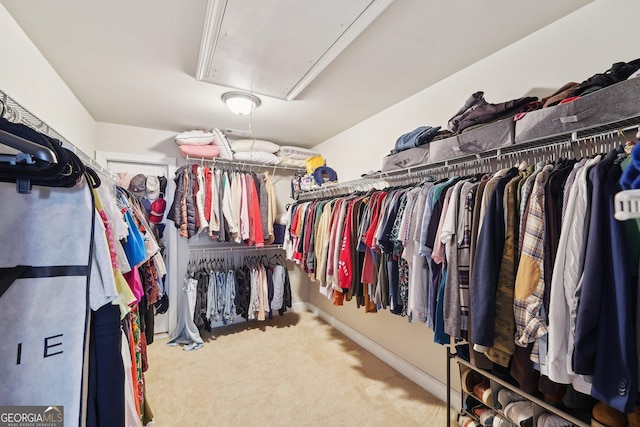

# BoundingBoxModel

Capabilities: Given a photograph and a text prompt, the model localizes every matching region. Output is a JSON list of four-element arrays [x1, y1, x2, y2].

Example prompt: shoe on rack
[[496, 388, 526, 410], [628, 404, 640, 427], [458, 415, 480, 427], [462, 369, 487, 395], [591, 402, 626, 427], [473, 380, 493, 407]]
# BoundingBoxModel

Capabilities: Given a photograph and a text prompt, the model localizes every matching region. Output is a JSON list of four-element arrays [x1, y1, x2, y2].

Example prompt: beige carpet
[[145, 311, 453, 426]]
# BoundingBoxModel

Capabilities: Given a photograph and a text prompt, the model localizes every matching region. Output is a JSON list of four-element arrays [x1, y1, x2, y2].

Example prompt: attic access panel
[[196, 0, 393, 100]]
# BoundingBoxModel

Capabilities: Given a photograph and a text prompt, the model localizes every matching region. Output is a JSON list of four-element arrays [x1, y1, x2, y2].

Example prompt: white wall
[[96, 122, 180, 160], [0, 4, 96, 155], [316, 0, 640, 181], [307, 0, 640, 396]]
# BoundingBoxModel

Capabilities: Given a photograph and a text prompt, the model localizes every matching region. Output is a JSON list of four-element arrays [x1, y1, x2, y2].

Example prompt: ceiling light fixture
[[221, 91, 261, 116]]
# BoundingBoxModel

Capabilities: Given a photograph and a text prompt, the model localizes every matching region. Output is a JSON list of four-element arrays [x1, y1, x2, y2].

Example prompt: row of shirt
[[285, 146, 639, 414], [193, 258, 292, 329], [91, 181, 168, 426], [168, 164, 278, 247], [168, 255, 293, 349]]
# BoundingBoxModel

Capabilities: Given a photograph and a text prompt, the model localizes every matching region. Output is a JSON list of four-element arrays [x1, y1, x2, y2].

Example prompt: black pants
[[87, 303, 125, 427]]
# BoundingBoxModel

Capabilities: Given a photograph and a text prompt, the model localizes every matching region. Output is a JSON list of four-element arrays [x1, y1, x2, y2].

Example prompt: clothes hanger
[[0, 128, 58, 164]]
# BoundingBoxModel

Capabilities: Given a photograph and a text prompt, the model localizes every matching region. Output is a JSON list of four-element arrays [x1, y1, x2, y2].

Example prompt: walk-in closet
[[1, 1, 640, 426]]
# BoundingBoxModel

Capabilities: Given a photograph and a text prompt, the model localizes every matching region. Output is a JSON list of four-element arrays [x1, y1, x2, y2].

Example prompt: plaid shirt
[[458, 182, 479, 335], [514, 164, 554, 349]]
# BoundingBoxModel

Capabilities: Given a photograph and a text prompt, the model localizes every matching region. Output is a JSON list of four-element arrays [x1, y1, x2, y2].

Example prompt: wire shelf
[[0, 88, 117, 182]]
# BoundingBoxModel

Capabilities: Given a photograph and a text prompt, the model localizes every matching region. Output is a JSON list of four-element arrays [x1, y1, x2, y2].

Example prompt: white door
[[96, 152, 177, 336]]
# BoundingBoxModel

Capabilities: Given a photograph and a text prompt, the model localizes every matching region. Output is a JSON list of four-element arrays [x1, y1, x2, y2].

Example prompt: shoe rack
[[447, 346, 591, 427]]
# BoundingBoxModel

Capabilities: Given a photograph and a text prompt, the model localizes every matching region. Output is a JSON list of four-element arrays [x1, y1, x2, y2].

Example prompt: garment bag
[[0, 120, 93, 426]]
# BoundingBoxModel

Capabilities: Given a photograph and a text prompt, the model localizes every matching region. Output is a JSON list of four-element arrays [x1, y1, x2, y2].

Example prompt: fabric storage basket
[[455, 117, 515, 153], [427, 135, 463, 164], [381, 144, 429, 172], [515, 77, 640, 143]]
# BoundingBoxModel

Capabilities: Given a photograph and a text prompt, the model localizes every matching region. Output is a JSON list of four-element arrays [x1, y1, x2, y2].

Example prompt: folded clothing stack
[[448, 91, 538, 134], [391, 125, 442, 154]]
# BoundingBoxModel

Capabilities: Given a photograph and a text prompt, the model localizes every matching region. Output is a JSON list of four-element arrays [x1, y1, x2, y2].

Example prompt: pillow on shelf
[[179, 144, 221, 159], [233, 151, 280, 165], [174, 130, 216, 146], [211, 128, 234, 159], [278, 145, 320, 160], [231, 139, 280, 154]]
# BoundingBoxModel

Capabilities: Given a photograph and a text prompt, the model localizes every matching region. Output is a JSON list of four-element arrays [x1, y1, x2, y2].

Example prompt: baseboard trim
[[291, 301, 308, 313], [306, 302, 461, 411]]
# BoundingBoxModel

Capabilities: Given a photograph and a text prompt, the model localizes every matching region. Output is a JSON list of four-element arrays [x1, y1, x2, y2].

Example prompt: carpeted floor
[[145, 311, 452, 426]]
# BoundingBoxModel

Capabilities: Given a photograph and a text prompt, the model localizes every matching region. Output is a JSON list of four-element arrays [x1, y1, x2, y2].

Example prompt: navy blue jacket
[[573, 150, 637, 413], [470, 168, 518, 347]]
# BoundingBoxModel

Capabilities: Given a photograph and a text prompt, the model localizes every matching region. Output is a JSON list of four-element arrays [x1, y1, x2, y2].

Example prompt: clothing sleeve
[[470, 178, 510, 349], [337, 204, 354, 289], [513, 169, 551, 348], [90, 211, 119, 310], [221, 173, 238, 236]]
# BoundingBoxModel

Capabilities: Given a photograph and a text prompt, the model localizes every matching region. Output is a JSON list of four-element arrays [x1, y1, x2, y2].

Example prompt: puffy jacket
[[167, 165, 187, 228], [185, 166, 197, 238]]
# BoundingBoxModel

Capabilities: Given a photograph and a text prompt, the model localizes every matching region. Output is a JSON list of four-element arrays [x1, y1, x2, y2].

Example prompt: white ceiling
[[1, 0, 593, 148]]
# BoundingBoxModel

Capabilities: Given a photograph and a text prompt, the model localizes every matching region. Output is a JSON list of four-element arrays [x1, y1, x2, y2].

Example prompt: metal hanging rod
[[189, 244, 284, 253], [0, 89, 117, 182], [297, 121, 639, 202], [185, 155, 304, 174]]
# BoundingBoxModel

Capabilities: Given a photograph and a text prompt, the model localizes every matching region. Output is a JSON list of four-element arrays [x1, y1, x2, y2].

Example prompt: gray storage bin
[[456, 117, 515, 152], [430, 118, 514, 163], [381, 118, 515, 171], [427, 135, 461, 164], [381, 144, 429, 172], [515, 77, 640, 143]]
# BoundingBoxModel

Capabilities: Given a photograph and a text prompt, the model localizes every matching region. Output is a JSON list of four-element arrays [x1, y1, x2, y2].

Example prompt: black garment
[[572, 59, 640, 97], [167, 165, 187, 230], [139, 294, 155, 345], [234, 265, 251, 320], [190, 165, 200, 234], [266, 265, 274, 319], [193, 271, 209, 330], [348, 198, 366, 301], [278, 265, 292, 316], [542, 160, 575, 316], [87, 303, 125, 427]]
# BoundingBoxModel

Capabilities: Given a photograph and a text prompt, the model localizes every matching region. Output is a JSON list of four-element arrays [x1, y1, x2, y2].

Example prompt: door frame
[[96, 151, 178, 335]]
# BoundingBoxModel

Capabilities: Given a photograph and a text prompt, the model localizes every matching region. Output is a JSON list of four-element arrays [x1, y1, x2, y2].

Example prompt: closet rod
[[185, 155, 304, 174], [297, 122, 638, 202], [189, 244, 284, 254], [0, 89, 117, 182]]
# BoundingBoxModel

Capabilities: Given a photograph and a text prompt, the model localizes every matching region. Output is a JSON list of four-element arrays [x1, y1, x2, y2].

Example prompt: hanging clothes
[[288, 138, 639, 415], [168, 163, 280, 247]]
